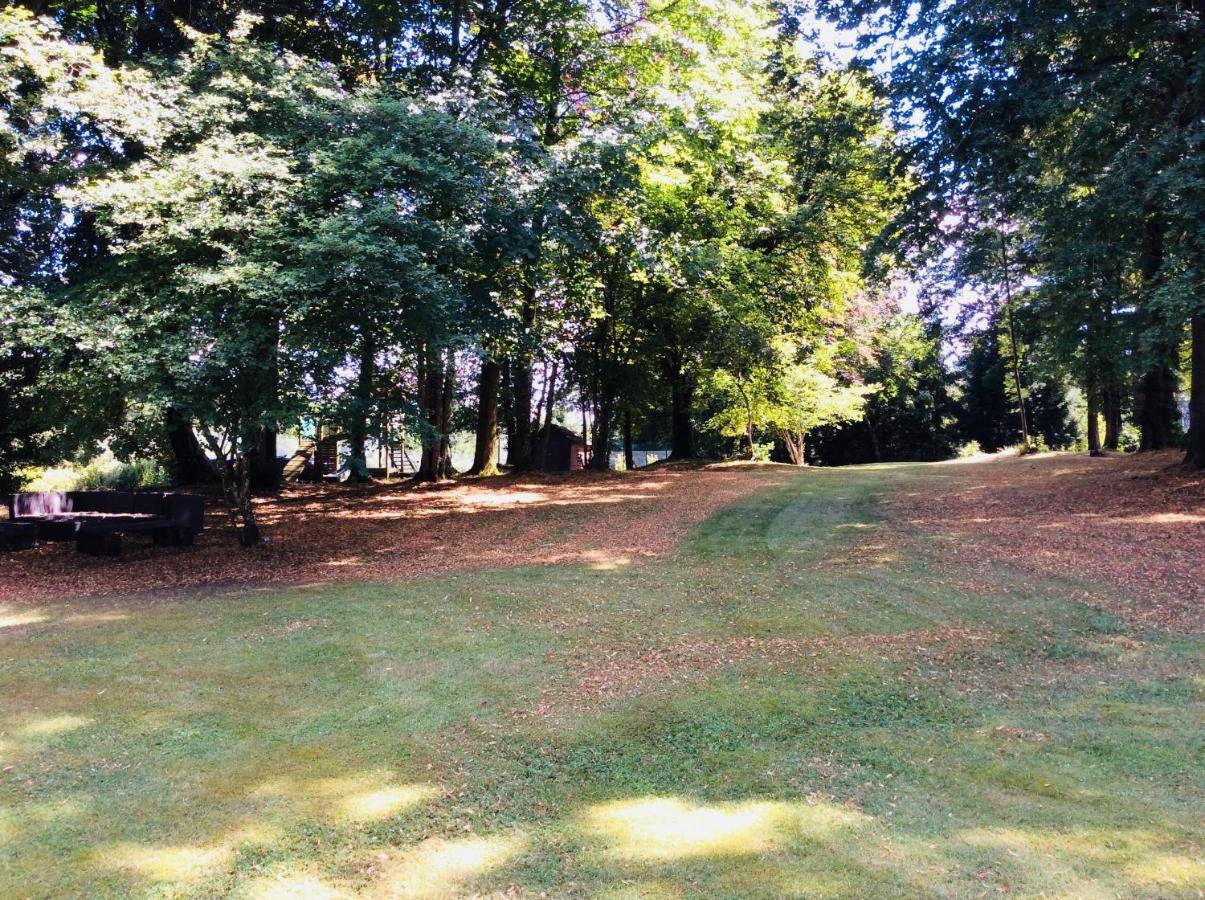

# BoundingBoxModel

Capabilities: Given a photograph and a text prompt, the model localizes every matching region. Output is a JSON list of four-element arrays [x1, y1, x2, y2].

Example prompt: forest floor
[[1, 453, 1202, 897]]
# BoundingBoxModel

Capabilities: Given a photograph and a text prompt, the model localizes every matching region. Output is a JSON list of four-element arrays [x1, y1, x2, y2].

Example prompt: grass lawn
[[1, 461, 1201, 898]]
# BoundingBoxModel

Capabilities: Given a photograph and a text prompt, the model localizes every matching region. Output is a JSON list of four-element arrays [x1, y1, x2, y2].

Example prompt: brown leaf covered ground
[[891, 450, 1205, 632], [0, 464, 787, 604]]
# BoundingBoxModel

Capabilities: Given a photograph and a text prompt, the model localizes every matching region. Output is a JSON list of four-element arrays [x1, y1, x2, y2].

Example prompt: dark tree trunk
[[500, 357, 517, 466], [1187, 314, 1205, 469], [510, 358, 534, 470], [667, 365, 695, 460], [248, 426, 279, 493], [1135, 215, 1179, 451], [867, 416, 883, 462], [348, 334, 376, 482], [1103, 377, 1123, 451], [536, 357, 559, 470], [623, 409, 635, 471], [1136, 359, 1179, 451], [439, 354, 456, 477], [165, 407, 217, 484], [469, 358, 501, 476], [591, 392, 612, 471], [1086, 368, 1102, 456], [416, 347, 445, 482]]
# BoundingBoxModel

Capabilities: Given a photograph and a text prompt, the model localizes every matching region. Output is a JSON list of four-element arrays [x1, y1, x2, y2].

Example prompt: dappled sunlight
[[246, 869, 350, 899], [63, 611, 131, 625], [584, 797, 866, 861], [1118, 511, 1205, 525], [0, 608, 48, 629], [249, 774, 437, 824], [958, 824, 1182, 870], [1127, 851, 1205, 888], [98, 842, 232, 883], [17, 714, 91, 737], [369, 833, 525, 898], [342, 784, 438, 821], [578, 550, 633, 570]]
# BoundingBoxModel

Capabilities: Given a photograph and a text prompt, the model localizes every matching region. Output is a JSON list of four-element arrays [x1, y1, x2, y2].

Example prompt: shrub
[[956, 441, 982, 458], [19, 455, 169, 492]]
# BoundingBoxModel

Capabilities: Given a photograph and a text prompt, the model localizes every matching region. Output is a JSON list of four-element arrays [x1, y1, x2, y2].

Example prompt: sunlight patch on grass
[[1127, 851, 1205, 888], [17, 714, 91, 737], [370, 833, 525, 898], [579, 550, 633, 570], [99, 842, 231, 883], [342, 784, 438, 821], [246, 869, 351, 899], [0, 608, 47, 629], [250, 774, 436, 823], [584, 797, 866, 860], [63, 611, 130, 625]]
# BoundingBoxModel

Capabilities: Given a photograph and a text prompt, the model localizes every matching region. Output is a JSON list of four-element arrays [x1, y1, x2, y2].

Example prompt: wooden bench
[[0, 521, 36, 552], [7, 491, 204, 555]]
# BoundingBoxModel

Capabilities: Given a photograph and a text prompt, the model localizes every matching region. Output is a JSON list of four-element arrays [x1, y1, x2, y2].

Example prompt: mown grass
[[1, 461, 1201, 898]]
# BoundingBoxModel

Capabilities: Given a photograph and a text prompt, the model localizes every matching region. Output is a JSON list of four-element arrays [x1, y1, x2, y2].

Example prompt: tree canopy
[[2, 0, 1202, 543]]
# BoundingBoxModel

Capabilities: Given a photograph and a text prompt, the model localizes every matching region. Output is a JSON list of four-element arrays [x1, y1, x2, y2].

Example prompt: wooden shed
[[534, 423, 588, 472]]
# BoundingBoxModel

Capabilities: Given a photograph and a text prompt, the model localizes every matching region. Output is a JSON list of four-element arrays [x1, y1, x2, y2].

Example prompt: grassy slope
[[0, 462, 1201, 898]]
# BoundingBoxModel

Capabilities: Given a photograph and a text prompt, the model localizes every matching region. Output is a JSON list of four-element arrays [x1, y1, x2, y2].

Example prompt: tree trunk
[[623, 409, 635, 471], [415, 347, 445, 482], [1086, 367, 1102, 456], [165, 407, 217, 484], [469, 358, 501, 476], [867, 414, 883, 462], [780, 429, 805, 466], [248, 426, 279, 493], [348, 333, 376, 482], [667, 364, 695, 460], [510, 357, 534, 470], [536, 357, 559, 470], [438, 353, 456, 477], [200, 428, 261, 547], [234, 456, 261, 547], [590, 391, 612, 471], [1136, 359, 1179, 450], [1186, 313, 1205, 469], [1135, 214, 1179, 451], [1103, 377, 1123, 451]]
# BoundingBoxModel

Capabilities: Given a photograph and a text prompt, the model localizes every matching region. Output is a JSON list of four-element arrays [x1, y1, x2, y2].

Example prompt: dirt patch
[[0, 464, 786, 604], [891, 451, 1205, 632]]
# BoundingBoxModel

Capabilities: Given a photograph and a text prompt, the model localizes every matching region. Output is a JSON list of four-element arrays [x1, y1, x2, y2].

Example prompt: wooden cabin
[[534, 424, 588, 472]]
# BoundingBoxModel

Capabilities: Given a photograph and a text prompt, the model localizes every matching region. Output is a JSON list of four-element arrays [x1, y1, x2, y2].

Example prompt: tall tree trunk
[[1103, 376, 1123, 451], [535, 357, 559, 470], [438, 353, 456, 477], [1135, 215, 1179, 451], [508, 287, 537, 470], [1186, 314, 1205, 469], [510, 357, 534, 470], [623, 409, 635, 471], [415, 347, 445, 482], [591, 391, 612, 471], [348, 333, 376, 482], [469, 358, 501, 476], [248, 426, 279, 493], [667, 366, 695, 460], [500, 357, 517, 466], [165, 407, 217, 484], [1086, 367, 1102, 456], [867, 415, 883, 462]]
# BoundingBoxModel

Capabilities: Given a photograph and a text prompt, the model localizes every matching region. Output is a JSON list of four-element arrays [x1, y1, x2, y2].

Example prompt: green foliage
[[19, 454, 168, 492]]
